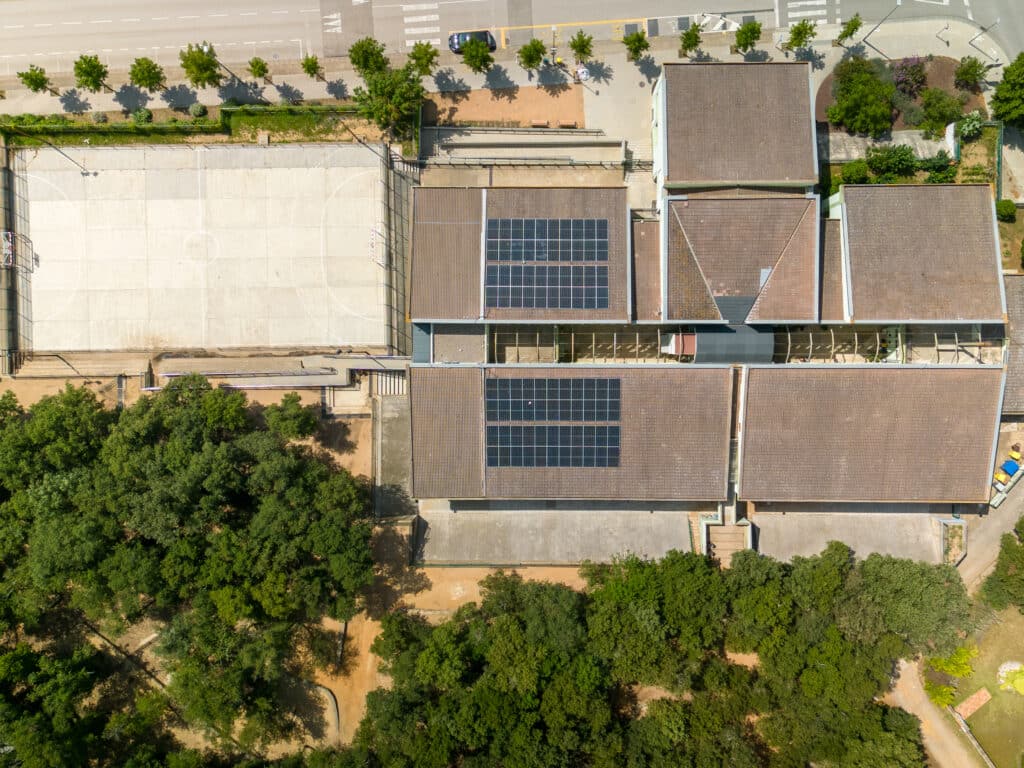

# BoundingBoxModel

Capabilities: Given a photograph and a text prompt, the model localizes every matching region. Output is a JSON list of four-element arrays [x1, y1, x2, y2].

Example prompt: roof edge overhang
[[663, 179, 817, 189], [739, 495, 991, 505]]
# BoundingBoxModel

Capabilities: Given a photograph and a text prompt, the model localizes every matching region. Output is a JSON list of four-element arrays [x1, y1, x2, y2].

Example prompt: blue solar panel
[[486, 425, 620, 467], [486, 218, 608, 262], [485, 265, 609, 309], [485, 378, 620, 421]]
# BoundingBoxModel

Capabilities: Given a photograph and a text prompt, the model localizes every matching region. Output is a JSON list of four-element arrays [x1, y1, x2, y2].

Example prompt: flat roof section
[[632, 219, 661, 322], [666, 196, 818, 323], [18, 144, 387, 351], [842, 185, 1006, 323], [662, 63, 817, 187], [739, 366, 1005, 503], [1004, 275, 1024, 414], [819, 219, 845, 323], [410, 366, 734, 500]]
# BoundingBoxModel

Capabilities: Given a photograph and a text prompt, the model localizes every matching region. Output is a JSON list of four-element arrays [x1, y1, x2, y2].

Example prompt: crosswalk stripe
[[404, 14, 440, 22], [787, 9, 828, 18], [787, 0, 826, 5], [405, 25, 440, 34], [406, 38, 441, 46], [402, 2, 439, 9]]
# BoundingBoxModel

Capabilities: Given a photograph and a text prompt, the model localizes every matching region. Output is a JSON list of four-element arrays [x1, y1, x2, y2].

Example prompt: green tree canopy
[[17, 64, 52, 94], [992, 53, 1024, 127], [179, 42, 222, 88], [735, 20, 762, 52], [247, 56, 269, 80], [353, 62, 426, 138], [569, 30, 593, 63], [837, 13, 863, 45], [679, 22, 703, 57], [982, 516, 1024, 609], [786, 19, 817, 50], [407, 40, 439, 77], [461, 38, 494, 73], [301, 54, 322, 79], [517, 38, 547, 71], [73, 54, 108, 92], [622, 30, 650, 62], [348, 37, 388, 77], [827, 55, 895, 138], [129, 57, 165, 91]]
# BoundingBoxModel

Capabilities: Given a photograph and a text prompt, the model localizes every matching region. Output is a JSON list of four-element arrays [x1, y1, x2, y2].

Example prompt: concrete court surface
[[753, 512, 944, 564], [417, 508, 693, 564], [14, 143, 388, 352]]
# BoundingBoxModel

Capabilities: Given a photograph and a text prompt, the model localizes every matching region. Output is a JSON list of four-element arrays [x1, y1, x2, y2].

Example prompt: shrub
[[959, 109, 984, 141], [131, 107, 153, 125], [735, 20, 762, 53], [955, 56, 987, 91], [1020, 238, 1024, 269], [91, 112, 108, 124], [920, 87, 966, 137], [301, 55, 322, 79], [622, 30, 650, 62], [841, 159, 870, 184], [929, 646, 978, 679], [924, 679, 956, 707], [892, 56, 927, 97], [827, 55, 895, 138], [997, 199, 1017, 222], [866, 144, 917, 177], [247, 57, 269, 80], [569, 30, 593, 63], [517, 39, 546, 71], [188, 102, 207, 117], [926, 166, 958, 183], [917, 149, 953, 173]]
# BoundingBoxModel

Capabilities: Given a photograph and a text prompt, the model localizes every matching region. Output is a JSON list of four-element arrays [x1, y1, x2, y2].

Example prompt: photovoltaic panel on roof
[[486, 425, 621, 467], [485, 378, 621, 421]]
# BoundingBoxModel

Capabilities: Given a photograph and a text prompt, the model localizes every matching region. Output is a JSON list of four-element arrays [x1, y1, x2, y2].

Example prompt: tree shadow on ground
[[160, 84, 198, 110], [362, 524, 432, 620], [840, 43, 867, 60], [795, 47, 827, 71], [635, 55, 661, 84], [434, 67, 471, 98], [318, 419, 355, 455], [278, 674, 328, 742], [113, 84, 150, 113], [691, 48, 716, 62], [59, 89, 90, 114], [274, 82, 304, 104], [538, 66, 571, 95], [743, 49, 772, 62], [218, 76, 265, 105], [326, 79, 348, 99], [485, 65, 519, 100], [587, 60, 613, 84]]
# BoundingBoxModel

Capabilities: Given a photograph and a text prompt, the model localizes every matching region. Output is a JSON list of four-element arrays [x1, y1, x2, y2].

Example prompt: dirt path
[[886, 659, 983, 768]]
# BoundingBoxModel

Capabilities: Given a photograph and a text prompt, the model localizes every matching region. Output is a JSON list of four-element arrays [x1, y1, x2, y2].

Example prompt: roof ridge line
[[746, 200, 815, 322]]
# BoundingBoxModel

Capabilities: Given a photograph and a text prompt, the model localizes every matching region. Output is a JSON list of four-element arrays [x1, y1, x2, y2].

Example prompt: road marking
[[299, 8, 319, 11], [209, 13, 229, 17], [402, 2, 440, 8], [243, 40, 256, 44], [178, 15, 201, 19], [61, 21, 82, 25], [34, 22, 53, 27], [405, 25, 440, 34], [272, 9, 290, 13], [151, 16, 169, 20], [404, 14, 440, 22], [3, 24, 25, 29], [787, 0, 826, 5], [120, 18, 141, 22], [787, 9, 827, 18], [239, 11, 258, 16], [102, 48, 112, 52], [89, 20, 112, 24], [405, 38, 441, 46]]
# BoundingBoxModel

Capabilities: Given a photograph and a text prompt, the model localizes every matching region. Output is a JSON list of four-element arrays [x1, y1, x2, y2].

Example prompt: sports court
[[11, 143, 388, 352]]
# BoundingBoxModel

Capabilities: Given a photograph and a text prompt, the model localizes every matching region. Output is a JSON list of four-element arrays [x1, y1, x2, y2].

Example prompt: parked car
[[448, 30, 497, 54]]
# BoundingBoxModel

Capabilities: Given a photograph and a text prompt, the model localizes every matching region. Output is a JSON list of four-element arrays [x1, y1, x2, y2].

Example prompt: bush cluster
[[892, 56, 927, 97], [997, 199, 1018, 222]]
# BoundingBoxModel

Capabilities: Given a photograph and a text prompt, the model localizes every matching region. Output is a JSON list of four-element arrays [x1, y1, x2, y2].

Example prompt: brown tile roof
[[410, 367, 485, 498], [663, 63, 816, 187], [666, 197, 818, 322], [1004, 275, 1024, 413], [842, 185, 1006, 323], [410, 188, 482, 320], [739, 366, 1004, 503], [632, 220, 662, 321], [484, 187, 629, 322], [410, 366, 734, 500], [819, 220, 845, 323]]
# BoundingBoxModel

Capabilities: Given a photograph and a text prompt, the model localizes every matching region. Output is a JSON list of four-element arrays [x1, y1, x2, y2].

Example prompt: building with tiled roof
[[407, 62, 1007, 561]]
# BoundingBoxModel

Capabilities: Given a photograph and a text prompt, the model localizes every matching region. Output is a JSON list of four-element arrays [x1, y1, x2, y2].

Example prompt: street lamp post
[[862, 0, 902, 60]]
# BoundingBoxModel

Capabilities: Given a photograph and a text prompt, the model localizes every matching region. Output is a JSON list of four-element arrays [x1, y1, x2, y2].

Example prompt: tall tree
[[827, 55, 895, 138], [992, 53, 1024, 128], [301, 54, 323, 80], [679, 22, 703, 58], [622, 30, 650, 62], [179, 42, 222, 88], [836, 13, 863, 46], [353, 63, 426, 137], [17, 64, 54, 94], [785, 19, 817, 51], [247, 56, 270, 81], [348, 37, 388, 77], [517, 39, 547, 71], [569, 30, 593, 63], [73, 54, 109, 92], [735, 20, 762, 53], [407, 41, 439, 77], [461, 38, 494, 73], [129, 57, 165, 91]]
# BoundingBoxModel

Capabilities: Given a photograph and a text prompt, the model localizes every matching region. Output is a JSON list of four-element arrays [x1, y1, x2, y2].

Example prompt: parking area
[[13, 143, 388, 352]]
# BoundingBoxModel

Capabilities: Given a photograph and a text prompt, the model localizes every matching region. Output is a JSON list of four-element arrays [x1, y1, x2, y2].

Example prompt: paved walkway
[[886, 659, 984, 768]]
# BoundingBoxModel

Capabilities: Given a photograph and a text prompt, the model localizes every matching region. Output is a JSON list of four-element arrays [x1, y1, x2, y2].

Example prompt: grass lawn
[[998, 217, 1024, 271], [954, 609, 1024, 768]]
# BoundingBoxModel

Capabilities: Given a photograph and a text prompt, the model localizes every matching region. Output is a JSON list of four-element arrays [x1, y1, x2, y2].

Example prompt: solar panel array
[[486, 377, 621, 468], [484, 218, 610, 310]]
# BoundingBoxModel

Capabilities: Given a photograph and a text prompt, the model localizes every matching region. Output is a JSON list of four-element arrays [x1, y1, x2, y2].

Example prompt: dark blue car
[[448, 30, 497, 54]]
